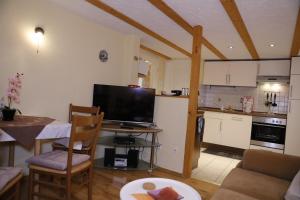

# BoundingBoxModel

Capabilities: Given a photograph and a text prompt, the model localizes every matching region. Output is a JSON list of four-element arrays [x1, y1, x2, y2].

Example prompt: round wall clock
[[99, 50, 108, 62]]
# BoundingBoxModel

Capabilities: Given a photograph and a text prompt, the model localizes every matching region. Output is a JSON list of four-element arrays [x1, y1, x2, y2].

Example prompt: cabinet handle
[[229, 74, 231, 84], [232, 117, 243, 121], [219, 121, 222, 132], [289, 101, 291, 113], [225, 74, 228, 84], [290, 85, 293, 98]]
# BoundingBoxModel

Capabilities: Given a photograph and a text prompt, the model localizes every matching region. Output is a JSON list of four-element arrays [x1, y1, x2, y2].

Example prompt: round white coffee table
[[120, 178, 201, 200]]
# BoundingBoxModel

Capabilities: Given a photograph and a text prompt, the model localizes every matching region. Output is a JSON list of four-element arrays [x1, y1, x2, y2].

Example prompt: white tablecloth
[[0, 120, 82, 149]]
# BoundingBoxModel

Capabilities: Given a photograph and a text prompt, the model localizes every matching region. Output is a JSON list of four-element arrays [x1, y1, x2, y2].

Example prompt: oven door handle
[[252, 122, 286, 129]]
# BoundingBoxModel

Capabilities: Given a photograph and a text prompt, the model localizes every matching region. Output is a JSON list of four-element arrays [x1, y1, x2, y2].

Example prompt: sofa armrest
[[241, 149, 300, 181], [236, 161, 243, 168]]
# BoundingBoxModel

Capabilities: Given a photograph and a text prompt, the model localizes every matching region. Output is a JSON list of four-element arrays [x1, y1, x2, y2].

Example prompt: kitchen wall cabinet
[[291, 57, 300, 75], [203, 61, 257, 87], [203, 111, 252, 149], [285, 57, 300, 157], [258, 60, 290, 76], [289, 75, 300, 100], [202, 62, 228, 86], [229, 61, 258, 87], [285, 100, 300, 156]]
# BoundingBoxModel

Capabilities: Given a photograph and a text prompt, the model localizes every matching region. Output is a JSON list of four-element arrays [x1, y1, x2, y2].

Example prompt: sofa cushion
[[211, 188, 259, 200], [242, 150, 300, 181], [26, 150, 90, 170], [285, 170, 300, 200], [0, 167, 22, 191], [222, 168, 290, 200]]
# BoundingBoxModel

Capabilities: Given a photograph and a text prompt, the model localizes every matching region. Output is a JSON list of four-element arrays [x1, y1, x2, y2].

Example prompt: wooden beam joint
[[148, 0, 227, 60], [220, 0, 259, 59], [87, 0, 191, 57]]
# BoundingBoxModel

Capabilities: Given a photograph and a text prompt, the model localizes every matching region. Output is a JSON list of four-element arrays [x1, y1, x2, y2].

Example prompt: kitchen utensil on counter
[[265, 93, 270, 106], [272, 94, 277, 107]]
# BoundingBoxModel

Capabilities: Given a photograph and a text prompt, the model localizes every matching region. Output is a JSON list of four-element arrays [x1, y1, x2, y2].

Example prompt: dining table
[[0, 115, 71, 166]]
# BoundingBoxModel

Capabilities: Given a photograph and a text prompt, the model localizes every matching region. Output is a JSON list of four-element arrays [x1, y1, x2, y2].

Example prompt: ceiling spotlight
[[269, 43, 275, 47], [228, 46, 233, 49]]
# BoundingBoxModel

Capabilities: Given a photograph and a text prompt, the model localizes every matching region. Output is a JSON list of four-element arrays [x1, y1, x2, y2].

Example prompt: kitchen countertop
[[198, 107, 287, 119]]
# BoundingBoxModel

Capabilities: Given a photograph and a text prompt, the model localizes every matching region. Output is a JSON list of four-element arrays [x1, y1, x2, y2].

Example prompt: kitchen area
[[138, 48, 300, 183], [192, 57, 300, 184]]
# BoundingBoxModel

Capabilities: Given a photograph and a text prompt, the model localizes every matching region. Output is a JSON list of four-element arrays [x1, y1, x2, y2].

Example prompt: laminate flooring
[[19, 168, 219, 200]]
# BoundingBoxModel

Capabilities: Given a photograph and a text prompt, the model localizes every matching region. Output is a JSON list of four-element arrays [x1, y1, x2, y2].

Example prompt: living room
[[0, 0, 300, 200]]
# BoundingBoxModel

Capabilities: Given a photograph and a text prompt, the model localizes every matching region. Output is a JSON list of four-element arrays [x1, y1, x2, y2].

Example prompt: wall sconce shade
[[34, 27, 44, 54]]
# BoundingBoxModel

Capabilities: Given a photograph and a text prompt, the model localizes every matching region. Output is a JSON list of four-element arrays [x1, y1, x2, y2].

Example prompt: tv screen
[[93, 84, 155, 124]]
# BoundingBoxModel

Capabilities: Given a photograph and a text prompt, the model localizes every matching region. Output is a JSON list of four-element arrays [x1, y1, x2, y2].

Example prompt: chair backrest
[[66, 113, 104, 172], [68, 104, 100, 123]]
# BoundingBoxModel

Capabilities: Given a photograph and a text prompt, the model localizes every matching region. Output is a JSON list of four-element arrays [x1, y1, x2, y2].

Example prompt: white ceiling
[[49, 0, 300, 60]]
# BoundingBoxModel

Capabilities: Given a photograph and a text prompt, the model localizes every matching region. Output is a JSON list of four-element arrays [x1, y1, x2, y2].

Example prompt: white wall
[[140, 49, 166, 94], [0, 0, 139, 121], [0, 0, 139, 167], [121, 35, 140, 86], [152, 96, 188, 173], [164, 59, 191, 93]]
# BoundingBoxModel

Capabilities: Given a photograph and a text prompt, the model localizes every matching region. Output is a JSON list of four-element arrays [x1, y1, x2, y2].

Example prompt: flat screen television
[[93, 84, 155, 124]]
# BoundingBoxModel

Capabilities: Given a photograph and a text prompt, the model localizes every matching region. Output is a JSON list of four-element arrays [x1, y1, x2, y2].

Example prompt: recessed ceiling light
[[269, 43, 275, 47], [228, 46, 233, 49]]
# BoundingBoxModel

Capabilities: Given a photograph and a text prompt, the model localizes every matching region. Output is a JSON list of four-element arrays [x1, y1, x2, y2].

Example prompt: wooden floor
[[20, 168, 218, 200]]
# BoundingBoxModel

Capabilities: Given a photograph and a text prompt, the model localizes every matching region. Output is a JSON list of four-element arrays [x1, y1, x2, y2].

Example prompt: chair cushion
[[0, 167, 22, 191], [26, 150, 90, 170], [53, 138, 83, 150], [221, 168, 290, 200], [285, 170, 300, 200], [211, 188, 259, 200]]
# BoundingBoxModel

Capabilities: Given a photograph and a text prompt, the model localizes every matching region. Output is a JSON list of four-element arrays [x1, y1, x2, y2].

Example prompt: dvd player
[[113, 136, 135, 145]]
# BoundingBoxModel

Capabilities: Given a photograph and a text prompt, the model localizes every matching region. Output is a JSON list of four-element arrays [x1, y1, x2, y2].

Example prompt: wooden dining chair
[[0, 167, 23, 200], [27, 113, 104, 200], [52, 104, 100, 154]]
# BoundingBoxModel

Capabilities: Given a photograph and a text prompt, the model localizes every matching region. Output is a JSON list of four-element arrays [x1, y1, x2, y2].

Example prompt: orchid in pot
[[1, 73, 23, 121]]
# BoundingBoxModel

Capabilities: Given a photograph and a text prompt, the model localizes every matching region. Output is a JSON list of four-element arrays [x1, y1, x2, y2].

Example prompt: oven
[[251, 117, 286, 150]]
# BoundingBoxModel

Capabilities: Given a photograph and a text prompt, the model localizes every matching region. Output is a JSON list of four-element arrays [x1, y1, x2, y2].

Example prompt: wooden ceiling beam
[[148, 0, 227, 60], [290, 7, 300, 57], [87, 0, 191, 58], [140, 44, 172, 60], [220, 0, 259, 59]]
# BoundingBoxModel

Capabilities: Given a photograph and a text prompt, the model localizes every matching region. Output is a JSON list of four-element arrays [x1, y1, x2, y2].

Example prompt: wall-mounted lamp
[[33, 27, 44, 54]]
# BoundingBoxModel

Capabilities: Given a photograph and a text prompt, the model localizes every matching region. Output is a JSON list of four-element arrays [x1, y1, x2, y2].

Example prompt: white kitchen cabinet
[[291, 57, 300, 75], [258, 60, 291, 76], [222, 114, 252, 149], [203, 116, 222, 145], [289, 75, 300, 100], [203, 62, 229, 86], [203, 111, 252, 149], [229, 61, 258, 87], [203, 61, 257, 87], [285, 100, 300, 156]]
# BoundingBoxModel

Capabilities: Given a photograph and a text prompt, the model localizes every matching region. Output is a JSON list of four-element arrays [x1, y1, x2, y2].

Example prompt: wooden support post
[[183, 25, 202, 178]]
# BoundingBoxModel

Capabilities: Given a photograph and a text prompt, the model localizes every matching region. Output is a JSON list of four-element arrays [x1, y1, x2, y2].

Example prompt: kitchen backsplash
[[199, 83, 289, 114]]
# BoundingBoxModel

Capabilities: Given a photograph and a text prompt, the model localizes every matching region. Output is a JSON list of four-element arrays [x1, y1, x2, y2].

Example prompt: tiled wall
[[199, 82, 289, 114]]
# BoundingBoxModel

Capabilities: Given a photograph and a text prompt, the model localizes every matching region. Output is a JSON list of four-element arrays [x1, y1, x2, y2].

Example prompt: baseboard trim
[[157, 167, 183, 177]]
